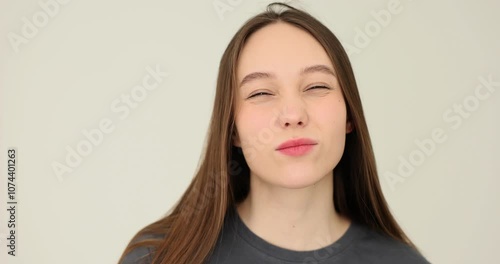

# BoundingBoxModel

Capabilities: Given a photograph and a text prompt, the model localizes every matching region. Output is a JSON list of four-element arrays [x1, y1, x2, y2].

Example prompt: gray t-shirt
[[121, 206, 431, 263]]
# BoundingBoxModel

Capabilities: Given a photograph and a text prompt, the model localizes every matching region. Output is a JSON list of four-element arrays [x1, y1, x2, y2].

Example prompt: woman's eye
[[307, 85, 330, 91], [248, 92, 272, 98]]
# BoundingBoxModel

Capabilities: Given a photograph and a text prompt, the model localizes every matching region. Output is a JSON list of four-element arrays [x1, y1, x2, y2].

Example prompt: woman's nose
[[276, 97, 309, 129]]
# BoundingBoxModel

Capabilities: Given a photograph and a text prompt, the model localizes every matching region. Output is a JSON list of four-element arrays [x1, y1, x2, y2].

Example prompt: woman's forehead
[[236, 23, 333, 80]]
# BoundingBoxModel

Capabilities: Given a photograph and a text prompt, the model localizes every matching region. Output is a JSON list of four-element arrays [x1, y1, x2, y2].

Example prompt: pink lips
[[276, 138, 317, 156]]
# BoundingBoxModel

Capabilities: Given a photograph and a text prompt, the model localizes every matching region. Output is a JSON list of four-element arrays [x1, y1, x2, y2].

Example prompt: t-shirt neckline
[[227, 205, 364, 263]]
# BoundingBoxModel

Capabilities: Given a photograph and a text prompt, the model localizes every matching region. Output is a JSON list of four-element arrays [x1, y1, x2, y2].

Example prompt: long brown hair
[[118, 2, 420, 263]]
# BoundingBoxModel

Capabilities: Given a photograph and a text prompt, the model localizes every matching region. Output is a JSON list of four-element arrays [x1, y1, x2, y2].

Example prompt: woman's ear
[[346, 119, 353, 134], [232, 129, 241, 147]]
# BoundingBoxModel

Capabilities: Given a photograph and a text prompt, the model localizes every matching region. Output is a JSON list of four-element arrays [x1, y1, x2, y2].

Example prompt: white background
[[1, 0, 499, 263]]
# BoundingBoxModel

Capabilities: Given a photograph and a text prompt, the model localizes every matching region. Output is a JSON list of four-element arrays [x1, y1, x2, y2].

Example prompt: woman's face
[[233, 22, 352, 189]]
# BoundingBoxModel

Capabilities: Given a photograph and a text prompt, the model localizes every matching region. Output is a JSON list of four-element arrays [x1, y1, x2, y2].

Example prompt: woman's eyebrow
[[239, 72, 275, 88], [301, 64, 336, 77], [239, 64, 336, 88]]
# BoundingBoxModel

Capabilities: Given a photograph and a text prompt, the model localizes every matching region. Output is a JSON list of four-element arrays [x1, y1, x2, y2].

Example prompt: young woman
[[118, 2, 430, 264]]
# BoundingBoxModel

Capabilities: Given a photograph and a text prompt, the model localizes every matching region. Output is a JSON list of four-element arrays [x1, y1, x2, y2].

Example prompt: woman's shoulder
[[349, 223, 431, 264], [119, 233, 164, 264], [120, 245, 153, 264]]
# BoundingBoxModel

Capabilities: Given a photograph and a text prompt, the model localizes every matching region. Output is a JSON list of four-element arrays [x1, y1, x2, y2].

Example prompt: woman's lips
[[276, 138, 317, 156], [277, 144, 316, 156]]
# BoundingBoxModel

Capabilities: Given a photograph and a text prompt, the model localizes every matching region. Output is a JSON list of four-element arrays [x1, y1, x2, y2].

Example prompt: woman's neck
[[236, 171, 351, 251]]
